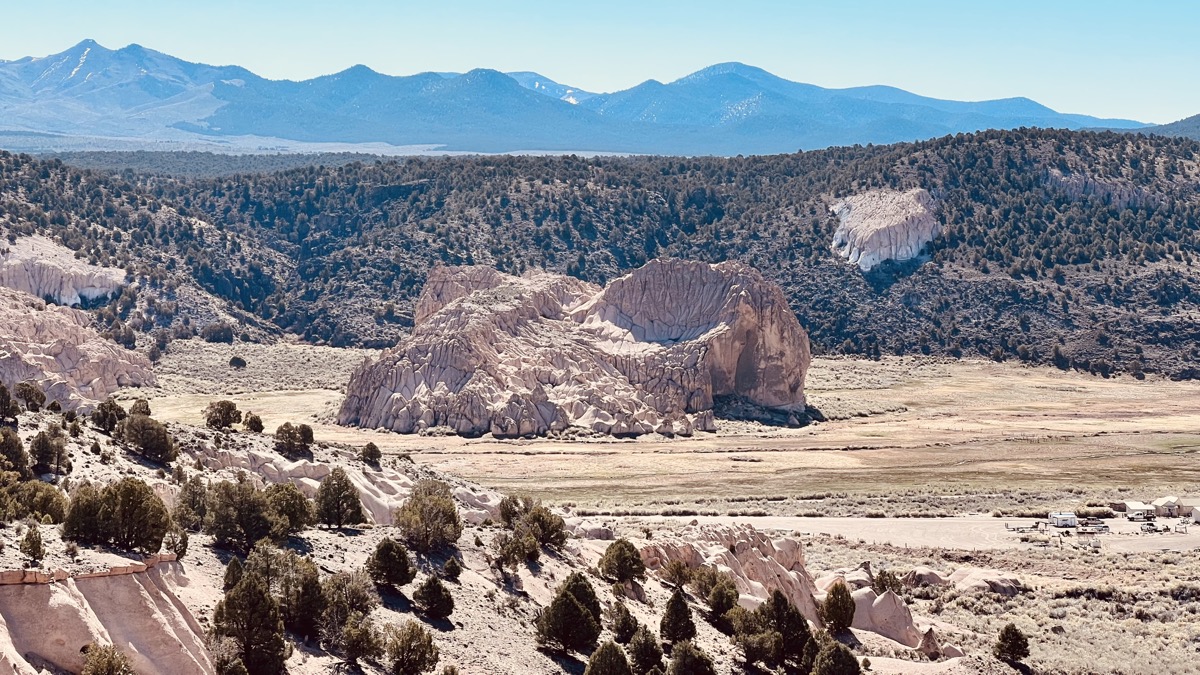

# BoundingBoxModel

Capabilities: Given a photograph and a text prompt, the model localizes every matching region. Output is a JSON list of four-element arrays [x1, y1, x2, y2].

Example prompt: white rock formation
[[830, 188, 939, 271], [0, 235, 124, 306], [850, 587, 922, 647], [0, 561, 211, 675], [339, 259, 811, 438], [0, 287, 154, 409], [638, 523, 822, 624]]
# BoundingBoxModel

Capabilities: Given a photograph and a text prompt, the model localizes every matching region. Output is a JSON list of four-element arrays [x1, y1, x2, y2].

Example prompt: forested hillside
[[2, 128, 1199, 378]]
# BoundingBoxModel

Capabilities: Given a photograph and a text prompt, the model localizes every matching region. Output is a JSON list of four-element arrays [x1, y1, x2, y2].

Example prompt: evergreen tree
[[0, 428, 31, 480], [812, 641, 861, 675], [599, 539, 645, 583], [561, 571, 602, 623], [367, 536, 417, 587], [443, 556, 462, 581], [383, 621, 440, 675], [666, 641, 715, 675], [20, 527, 44, 562], [341, 611, 383, 664], [212, 574, 287, 675], [821, 581, 855, 634], [413, 575, 454, 619], [128, 399, 152, 417], [264, 482, 313, 533], [205, 475, 288, 553], [659, 588, 696, 644], [224, 556, 245, 592], [394, 479, 462, 553], [585, 640, 633, 675], [321, 570, 380, 646], [627, 626, 663, 675], [63, 482, 105, 544], [361, 442, 381, 464], [205, 401, 242, 430], [316, 467, 365, 529], [243, 412, 265, 434], [90, 398, 127, 434], [536, 583, 601, 653], [610, 601, 639, 644], [994, 623, 1030, 663], [100, 477, 170, 552]]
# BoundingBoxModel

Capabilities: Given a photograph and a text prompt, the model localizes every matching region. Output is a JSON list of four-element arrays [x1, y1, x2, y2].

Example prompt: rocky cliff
[[0, 235, 125, 306], [830, 188, 940, 271], [0, 286, 154, 409], [338, 259, 811, 437]]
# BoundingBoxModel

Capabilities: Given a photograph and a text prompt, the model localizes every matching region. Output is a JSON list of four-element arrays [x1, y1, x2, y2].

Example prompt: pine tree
[[316, 467, 365, 529], [100, 477, 170, 552], [585, 640, 633, 675], [536, 583, 600, 653], [212, 574, 287, 675], [383, 620, 440, 675], [599, 539, 645, 582], [20, 527, 44, 562], [394, 479, 462, 553], [224, 556, 245, 592], [413, 576, 454, 619], [994, 623, 1030, 663], [367, 537, 416, 587], [627, 626, 663, 675], [609, 601, 639, 644], [659, 588, 696, 644], [821, 581, 855, 634], [666, 641, 715, 675], [443, 556, 462, 581], [341, 611, 383, 664], [0, 427, 31, 480], [812, 640, 861, 675], [561, 571, 601, 623], [63, 482, 105, 544]]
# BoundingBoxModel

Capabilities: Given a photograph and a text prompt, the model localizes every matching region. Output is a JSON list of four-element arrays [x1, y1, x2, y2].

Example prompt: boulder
[[946, 567, 1024, 596], [902, 565, 947, 588], [338, 259, 811, 437], [0, 286, 154, 410], [830, 188, 939, 271]]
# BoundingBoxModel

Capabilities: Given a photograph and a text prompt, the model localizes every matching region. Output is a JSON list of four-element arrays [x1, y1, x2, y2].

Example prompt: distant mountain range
[[0, 39, 1155, 155]]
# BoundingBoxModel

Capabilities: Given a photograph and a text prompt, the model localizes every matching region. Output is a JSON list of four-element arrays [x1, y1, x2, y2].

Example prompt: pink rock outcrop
[[338, 259, 811, 437], [830, 188, 939, 271], [0, 286, 154, 409]]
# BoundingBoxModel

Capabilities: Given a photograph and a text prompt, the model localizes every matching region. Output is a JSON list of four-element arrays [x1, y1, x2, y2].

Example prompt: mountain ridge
[[0, 39, 1149, 155]]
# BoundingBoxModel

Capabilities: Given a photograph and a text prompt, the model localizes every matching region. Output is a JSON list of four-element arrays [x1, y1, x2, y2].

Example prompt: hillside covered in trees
[[2, 128, 1199, 379]]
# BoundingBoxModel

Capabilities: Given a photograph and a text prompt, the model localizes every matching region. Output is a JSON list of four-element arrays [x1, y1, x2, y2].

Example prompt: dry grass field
[[144, 346, 1200, 512]]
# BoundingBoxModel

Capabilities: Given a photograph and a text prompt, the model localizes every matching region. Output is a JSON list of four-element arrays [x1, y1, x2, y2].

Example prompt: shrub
[[599, 539, 645, 583], [609, 601, 639, 644], [20, 527, 44, 562], [994, 623, 1030, 663], [321, 570, 380, 646], [341, 611, 383, 664], [519, 505, 567, 548], [383, 620, 440, 675], [537, 579, 601, 653], [81, 644, 135, 675], [666, 641, 715, 675], [64, 482, 104, 543], [561, 571, 602, 622], [367, 537, 417, 587], [8, 480, 68, 522], [443, 556, 462, 581], [119, 414, 176, 463], [100, 477, 171, 552], [660, 588, 696, 644], [90, 398, 127, 434], [707, 579, 739, 619], [205, 401, 242, 430], [661, 560, 692, 587], [265, 482, 313, 533], [627, 625, 663, 675], [0, 427, 31, 480], [273, 422, 308, 457], [498, 493, 534, 527], [414, 575, 454, 619], [164, 525, 189, 558], [395, 479, 462, 553], [0, 383, 17, 420], [205, 476, 288, 553], [212, 574, 287, 675], [734, 590, 811, 668], [223, 557, 244, 592], [173, 475, 208, 531], [30, 430, 70, 474], [361, 441, 381, 464], [316, 467, 365, 529], [128, 399, 152, 417], [14, 381, 46, 412], [585, 640, 633, 675], [872, 569, 903, 597], [201, 323, 235, 343], [821, 581, 855, 633], [243, 412, 264, 434], [229, 356, 247, 369], [812, 640, 861, 675]]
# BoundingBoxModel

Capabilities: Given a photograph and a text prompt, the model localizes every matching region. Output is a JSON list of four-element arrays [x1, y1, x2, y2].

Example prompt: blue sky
[[1, 0, 1196, 124]]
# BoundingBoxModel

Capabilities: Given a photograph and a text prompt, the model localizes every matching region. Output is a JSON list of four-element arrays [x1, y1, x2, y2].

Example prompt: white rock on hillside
[[338, 259, 811, 438], [0, 286, 154, 409], [0, 234, 125, 306], [830, 188, 939, 271]]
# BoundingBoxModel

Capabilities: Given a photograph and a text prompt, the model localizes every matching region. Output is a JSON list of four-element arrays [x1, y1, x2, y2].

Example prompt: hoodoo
[[338, 259, 811, 437]]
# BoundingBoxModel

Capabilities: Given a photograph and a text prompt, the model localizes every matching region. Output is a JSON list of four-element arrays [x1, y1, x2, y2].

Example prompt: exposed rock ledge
[[338, 259, 811, 438], [0, 234, 124, 306], [0, 286, 154, 410], [830, 188, 939, 271]]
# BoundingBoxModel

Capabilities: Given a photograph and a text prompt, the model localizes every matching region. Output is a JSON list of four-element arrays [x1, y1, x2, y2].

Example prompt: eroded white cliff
[[830, 188, 940, 271]]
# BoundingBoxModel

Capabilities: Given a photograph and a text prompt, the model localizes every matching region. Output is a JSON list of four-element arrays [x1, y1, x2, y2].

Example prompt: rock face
[[0, 235, 125, 306], [0, 561, 211, 675], [638, 523, 822, 624], [0, 287, 154, 409], [830, 188, 939, 271], [338, 259, 811, 437]]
